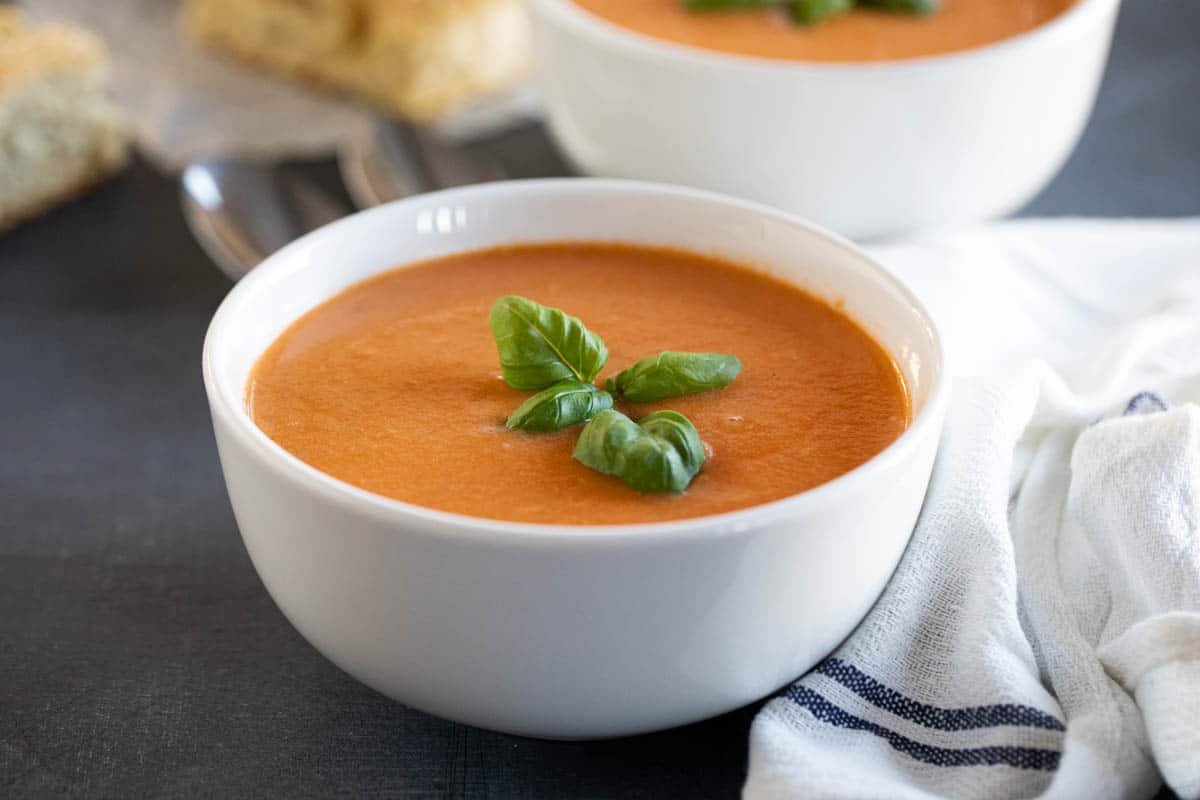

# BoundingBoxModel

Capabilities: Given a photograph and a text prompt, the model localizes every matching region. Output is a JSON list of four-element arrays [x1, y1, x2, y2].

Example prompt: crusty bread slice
[[184, 0, 531, 122], [0, 10, 128, 234]]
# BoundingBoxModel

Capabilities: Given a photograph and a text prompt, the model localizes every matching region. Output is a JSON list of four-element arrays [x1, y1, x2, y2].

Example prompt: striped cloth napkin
[[744, 220, 1200, 800]]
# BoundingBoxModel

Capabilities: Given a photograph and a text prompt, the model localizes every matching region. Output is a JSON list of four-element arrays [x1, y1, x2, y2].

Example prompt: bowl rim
[[532, 0, 1119, 74], [203, 178, 949, 545]]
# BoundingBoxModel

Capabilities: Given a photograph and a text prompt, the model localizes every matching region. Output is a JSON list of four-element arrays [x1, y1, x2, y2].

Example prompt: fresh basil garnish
[[506, 380, 614, 433], [487, 296, 735, 495], [489, 296, 609, 390], [573, 409, 706, 493], [682, 0, 937, 26], [860, 0, 939, 14], [607, 351, 742, 402], [573, 409, 644, 476], [790, 0, 854, 25], [637, 411, 707, 476]]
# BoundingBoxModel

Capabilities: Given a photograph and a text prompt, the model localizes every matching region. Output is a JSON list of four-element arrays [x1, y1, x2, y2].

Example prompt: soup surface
[[249, 244, 910, 525], [571, 0, 1077, 62]]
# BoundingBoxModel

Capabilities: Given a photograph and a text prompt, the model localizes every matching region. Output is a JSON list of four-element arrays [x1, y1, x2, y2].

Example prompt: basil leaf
[[609, 351, 742, 402], [637, 410, 706, 477], [573, 409, 644, 477], [683, 0, 937, 25], [789, 0, 854, 25], [859, 0, 939, 15], [614, 436, 692, 494], [489, 296, 609, 390], [573, 409, 706, 493], [506, 381, 613, 433]]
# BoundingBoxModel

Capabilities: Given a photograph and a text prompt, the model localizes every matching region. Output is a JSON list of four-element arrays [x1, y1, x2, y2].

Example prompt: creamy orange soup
[[249, 244, 910, 525], [572, 0, 1077, 62]]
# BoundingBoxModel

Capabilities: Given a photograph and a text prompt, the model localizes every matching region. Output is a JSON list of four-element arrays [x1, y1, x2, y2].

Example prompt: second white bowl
[[531, 0, 1119, 240]]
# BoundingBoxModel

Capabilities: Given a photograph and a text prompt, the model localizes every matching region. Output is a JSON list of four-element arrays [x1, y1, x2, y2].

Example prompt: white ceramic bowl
[[203, 180, 947, 739], [530, 0, 1119, 240]]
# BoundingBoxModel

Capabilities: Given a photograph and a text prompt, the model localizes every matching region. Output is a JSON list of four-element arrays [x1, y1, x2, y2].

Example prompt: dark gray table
[[2, 2, 1197, 797]]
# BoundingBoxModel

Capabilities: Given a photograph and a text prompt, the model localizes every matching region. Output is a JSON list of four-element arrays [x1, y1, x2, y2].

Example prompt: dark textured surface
[[1, 1, 1196, 797], [1021, 0, 1200, 217]]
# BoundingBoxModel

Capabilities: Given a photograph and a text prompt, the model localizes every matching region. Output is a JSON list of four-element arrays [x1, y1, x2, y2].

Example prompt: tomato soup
[[571, 0, 1077, 62], [248, 244, 910, 525]]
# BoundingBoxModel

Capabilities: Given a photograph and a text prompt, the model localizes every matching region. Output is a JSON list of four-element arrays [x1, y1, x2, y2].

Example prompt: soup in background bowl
[[531, 0, 1119, 239], [571, 0, 1078, 62], [203, 180, 947, 738]]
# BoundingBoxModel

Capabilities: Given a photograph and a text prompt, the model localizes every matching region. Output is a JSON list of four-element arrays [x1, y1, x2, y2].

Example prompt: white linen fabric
[[745, 220, 1200, 800]]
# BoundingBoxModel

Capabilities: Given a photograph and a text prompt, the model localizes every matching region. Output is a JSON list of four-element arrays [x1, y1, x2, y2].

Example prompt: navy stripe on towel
[[784, 685, 1061, 771], [815, 659, 1066, 732], [1123, 392, 1169, 416]]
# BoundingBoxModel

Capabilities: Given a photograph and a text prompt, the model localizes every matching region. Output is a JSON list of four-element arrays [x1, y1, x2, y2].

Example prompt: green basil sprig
[[574, 409, 706, 493], [637, 411, 707, 476], [506, 380, 614, 433], [607, 351, 742, 403], [860, 0, 938, 14], [487, 296, 737, 494], [572, 408, 644, 473], [790, 0, 853, 25], [489, 296, 608, 390], [683, 0, 938, 26]]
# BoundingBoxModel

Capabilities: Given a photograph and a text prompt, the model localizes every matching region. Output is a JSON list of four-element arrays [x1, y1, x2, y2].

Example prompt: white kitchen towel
[[744, 219, 1200, 800]]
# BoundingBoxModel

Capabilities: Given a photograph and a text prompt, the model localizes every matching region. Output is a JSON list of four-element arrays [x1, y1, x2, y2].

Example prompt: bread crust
[[0, 10, 129, 234], [184, 0, 531, 121], [0, 8, 107, 93]]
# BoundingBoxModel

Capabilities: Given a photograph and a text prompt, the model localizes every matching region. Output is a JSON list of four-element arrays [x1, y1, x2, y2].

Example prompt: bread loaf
[[184, 0, 532, 121], [0, 10, 128, 234]]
